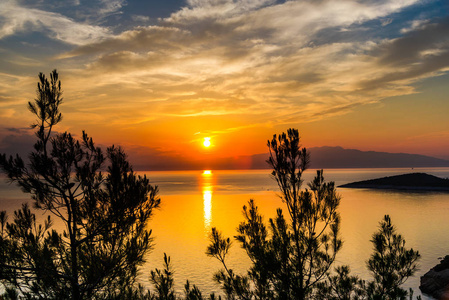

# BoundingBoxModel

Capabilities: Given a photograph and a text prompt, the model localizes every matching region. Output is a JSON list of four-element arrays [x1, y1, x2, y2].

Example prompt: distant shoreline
[[130, 167, 449, 172], [339, 184, 449, 192], [339, 173, 449, 192]]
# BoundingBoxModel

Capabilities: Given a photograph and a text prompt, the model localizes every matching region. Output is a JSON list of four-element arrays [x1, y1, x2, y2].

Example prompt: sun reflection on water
[[203, 187, 212, 229], [201, 170, 213, 231]]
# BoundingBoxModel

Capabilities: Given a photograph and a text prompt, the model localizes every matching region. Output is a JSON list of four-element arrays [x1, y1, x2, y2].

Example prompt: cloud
[[400, 18, 429, 34], [359, 17, 449, 90], [123, 144, 199, 171], [381, 18, 393, 26], [66, 0, 421, 59], [0, 73, 35, 116], [96, 0, 126, 16], [0, 0, 112, 45], [165, 0, 419, 44], [379, 18, 449, 66], [4, 127, 31, 134], [16, 0, 126, 22], [3, 0, 449, 136], [123, 143, 270, 171], [0, 131, 35, 158], [131, 15, 150, 23], [62, 26, 190, 58]]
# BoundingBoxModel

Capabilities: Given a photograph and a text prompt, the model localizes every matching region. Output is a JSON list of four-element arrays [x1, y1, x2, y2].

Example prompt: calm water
[[1, 168, 449, 298]]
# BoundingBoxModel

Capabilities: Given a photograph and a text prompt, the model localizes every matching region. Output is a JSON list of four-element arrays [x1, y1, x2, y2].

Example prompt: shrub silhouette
[[0, 71, 421, 299], [207, 129, 342, 299], [206, 129, 420, 300], [0, 70, 160, 299]]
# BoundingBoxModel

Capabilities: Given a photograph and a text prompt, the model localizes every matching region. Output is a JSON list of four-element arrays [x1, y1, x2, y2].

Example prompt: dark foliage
[[150, 253, 176, 300], [365, 215, 420, 299], [207, 129, 342, 299], [317, 215, 420, 300], [315, 265, 366, 300], [0, 72, 423, 299], [148, 253, 219, 300], [206, 129, 421, 300], [0, 70, 160, 300]]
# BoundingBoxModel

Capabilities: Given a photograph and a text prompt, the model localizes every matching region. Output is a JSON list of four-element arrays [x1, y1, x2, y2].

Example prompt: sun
[[203, 137, 211, 148]]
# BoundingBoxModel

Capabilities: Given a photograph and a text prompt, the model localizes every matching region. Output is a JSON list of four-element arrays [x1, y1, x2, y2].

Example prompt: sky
[[0, 0, 448, 170]]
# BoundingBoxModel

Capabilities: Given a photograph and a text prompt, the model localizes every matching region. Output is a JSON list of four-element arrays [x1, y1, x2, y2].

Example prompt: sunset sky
[[0, 0, 448, 169]]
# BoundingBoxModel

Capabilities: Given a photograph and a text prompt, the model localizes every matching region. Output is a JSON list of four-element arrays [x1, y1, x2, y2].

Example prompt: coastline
[[338, 172, 449, 192], [338, 184, 449, 192]]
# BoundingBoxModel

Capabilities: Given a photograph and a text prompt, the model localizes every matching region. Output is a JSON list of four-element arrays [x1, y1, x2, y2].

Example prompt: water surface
[[143, 168, 449, 299], [1, 168, 449, 298]]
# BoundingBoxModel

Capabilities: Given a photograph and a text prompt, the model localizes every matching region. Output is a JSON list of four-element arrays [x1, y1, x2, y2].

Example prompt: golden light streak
[[203, 187, 212, 230], [201, 170, 213, 231]]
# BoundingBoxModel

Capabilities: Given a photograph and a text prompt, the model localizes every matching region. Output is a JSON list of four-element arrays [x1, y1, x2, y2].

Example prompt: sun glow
[[203, 137, 211, 148]]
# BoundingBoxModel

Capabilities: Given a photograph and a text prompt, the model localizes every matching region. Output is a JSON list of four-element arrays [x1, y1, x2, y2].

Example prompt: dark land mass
[[420, 255, 449, 299], [126, 146, 449, 170], [3, 135, 449, 170], [248, 147, 449, 170], [338, 173, 449, 191], [307, 146, 449, 169]]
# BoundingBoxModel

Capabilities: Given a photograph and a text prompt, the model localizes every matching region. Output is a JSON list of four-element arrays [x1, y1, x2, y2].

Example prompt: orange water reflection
[[202, 170, 213, 231], [141, 169, 449, 298]]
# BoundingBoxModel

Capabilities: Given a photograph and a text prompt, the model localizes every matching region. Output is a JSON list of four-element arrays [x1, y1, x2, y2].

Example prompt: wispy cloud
[[0, 0, 111, 45], [359, 18, 449, 89], [55, 0, 446, 128], [1, 0, 448, 159]]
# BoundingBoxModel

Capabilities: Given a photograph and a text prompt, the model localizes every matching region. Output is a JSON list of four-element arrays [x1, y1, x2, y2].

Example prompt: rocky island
[[420, 255, 449, 299], [338, 173, 449, 191]]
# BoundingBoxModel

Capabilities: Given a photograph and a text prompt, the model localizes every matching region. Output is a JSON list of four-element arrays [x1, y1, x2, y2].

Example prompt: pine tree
[[316, 215, 420, 300], [0, 70, 160, 299], [366, 215, 420, 299], [207, 129, 342, 299]]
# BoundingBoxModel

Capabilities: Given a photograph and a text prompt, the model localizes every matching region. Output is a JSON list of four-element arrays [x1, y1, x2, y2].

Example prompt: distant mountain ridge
[[308, 146, 449, 168], [129, 145, 449, 170], [248, 146, 449, 169]]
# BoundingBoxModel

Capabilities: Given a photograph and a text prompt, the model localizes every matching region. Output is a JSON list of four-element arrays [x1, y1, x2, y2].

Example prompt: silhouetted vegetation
[[366, 215, 420, 298], [148, 253, 217, 300], [207, 129, 341, 299], [206, 129, 421, 299], [0, 70, 160, 299], [0, 71, 421, 299], [317, 215, 420, 300]]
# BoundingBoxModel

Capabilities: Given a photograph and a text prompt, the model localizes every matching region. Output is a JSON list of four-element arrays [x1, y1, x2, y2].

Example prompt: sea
[[1, 168, 449, 299]]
